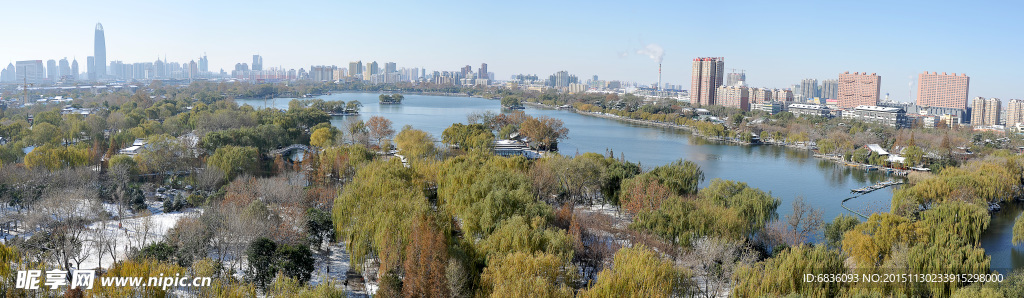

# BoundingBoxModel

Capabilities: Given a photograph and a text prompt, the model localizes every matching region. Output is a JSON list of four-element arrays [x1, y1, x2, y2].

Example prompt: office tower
[[188, 60, 198, 80], [916, 71, 970, 110], [199, 54, 209, 72], [349, 61, 362, 77], [384, 62, 396, 73], [0, 63, 12, 83], [252, 55, 263, 71], [93, 23, 106, 80], [553, 71, 571, 88], [58, 58, 70, 81], [15, 60, 45, 84], [1007, 99, 1024, 127], [690, 57, 725, 106], [45, 60, 57, 82], [726, 72, 745, 87], [479, 63, 489, 79], [800, 78, 819, 101], [71, 59, 79, 80], [461, 65, 472, 78], [87, 56, 95, 80], [837, 72, 881, 109], [716, 86, 750, 111]]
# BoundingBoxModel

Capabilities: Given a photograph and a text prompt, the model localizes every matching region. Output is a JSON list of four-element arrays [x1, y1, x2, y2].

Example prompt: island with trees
[[378, 94, 404, 105]]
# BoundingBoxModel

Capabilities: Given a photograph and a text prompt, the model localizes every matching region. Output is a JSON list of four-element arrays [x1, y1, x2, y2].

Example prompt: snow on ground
[[309, 242, 369, 297], [75, 206, 201, 271]]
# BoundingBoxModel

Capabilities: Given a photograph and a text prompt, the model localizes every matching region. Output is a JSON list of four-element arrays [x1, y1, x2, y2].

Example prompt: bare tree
[[680, 237, 758, 298]]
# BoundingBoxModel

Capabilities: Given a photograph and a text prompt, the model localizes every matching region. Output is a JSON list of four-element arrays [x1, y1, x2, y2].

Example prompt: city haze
[[1, 0, 1021, 100]]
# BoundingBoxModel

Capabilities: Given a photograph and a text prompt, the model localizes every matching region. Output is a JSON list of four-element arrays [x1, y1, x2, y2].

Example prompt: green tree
[[309, 127, 338, 148], [24, 144, 89, 170], [823, 214, 860, 251], [207, 145, 259, 180], [731, 244, 846, 297], [395, 126, 437, 161], [276, 244, 315, 285], [1015, 211, 1024, 245], [247, 238, 278, 289]]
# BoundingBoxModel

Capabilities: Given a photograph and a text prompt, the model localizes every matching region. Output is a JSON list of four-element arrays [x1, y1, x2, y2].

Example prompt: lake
[[236, 92, 1023, 271]]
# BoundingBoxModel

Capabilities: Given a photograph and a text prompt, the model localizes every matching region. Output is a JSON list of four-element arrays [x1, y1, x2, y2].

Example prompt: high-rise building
[[93, 23, 106, 80], [70, 58, 79, 81], [349, 61, 363, 78], [749, 88, 772, 104], [479, 63, 489, 80], [915, 71, 969, 110], [384, 62, 396, 74], [0, 63, 14, 83], [188, 60, 198, 80], [199, 54, 209, 72], [15, 60, 45, 84], [773, 89, 794, 102], [45, 59, 57, 82], [690, 57, 725, 106], [87, 56, 95, 80], [252, 55, 263, 71], [58, 58, 70, 81], [837, 72, 880, 109], [800, 78, 819, 101], [726, 72, 745, 87], [1007, 99, 1024, 127], [985, 97, 1002, 126], [970, 97, 1002, 126], [716, 86, 750, 111], [820, 79, 838, 100]]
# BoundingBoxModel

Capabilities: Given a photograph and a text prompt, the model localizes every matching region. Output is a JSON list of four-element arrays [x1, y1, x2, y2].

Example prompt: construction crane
[[728, 68, 745, 74]]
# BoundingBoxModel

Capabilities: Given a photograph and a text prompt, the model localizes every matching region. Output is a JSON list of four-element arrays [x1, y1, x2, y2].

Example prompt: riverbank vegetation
[[0, 81, 1022, 296]]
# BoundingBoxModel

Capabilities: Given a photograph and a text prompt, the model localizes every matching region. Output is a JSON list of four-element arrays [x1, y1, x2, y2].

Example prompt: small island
[[500, 95, 525, 110], [379, 94, 404, 105]]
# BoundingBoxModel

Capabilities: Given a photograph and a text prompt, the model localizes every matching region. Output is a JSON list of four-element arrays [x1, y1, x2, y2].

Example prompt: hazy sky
[[1, 0, 1021, 101]]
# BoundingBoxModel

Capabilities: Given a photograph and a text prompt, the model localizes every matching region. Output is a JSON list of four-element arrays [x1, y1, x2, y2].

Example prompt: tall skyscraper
[[46, 60, 57, 82], [93, 23, 106, 80], [916, 71, 970, 110], [58, 58, 70, 81], [690, 57, 725, 106], [726, 72, 745, 87], [820, 79, 838, 100], [837, 72, 881, 109], [479, 63, 489, 80], [0, 63, 14, 83], [384, 62, 396, 74], [461, 65, 473, 78], [349, 61, 363, 78], [716, 86, 750, 111], [364, 61, 378, 81], [252, 55, 263, 71], [70, 58, 79, 81], [800, 78, 819, 101], [749, 88, 772, 104], [1007, 99, 1024, 127], [87, 56, 95, 80], [970, 97, 1002, 126], [199, 54, 209, 72]]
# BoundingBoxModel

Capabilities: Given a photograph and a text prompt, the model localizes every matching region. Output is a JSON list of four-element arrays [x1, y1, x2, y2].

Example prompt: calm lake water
[[236, 92, 1023, 271]]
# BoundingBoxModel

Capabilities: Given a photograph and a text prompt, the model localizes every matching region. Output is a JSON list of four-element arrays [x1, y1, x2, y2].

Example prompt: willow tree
[[1015, 211, 1024, 245], [581, 245, 691, 297], [731, 244, 846, 297]]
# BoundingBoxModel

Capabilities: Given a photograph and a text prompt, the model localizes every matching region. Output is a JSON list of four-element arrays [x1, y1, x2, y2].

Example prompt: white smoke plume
[[637, 43, 664, 64]]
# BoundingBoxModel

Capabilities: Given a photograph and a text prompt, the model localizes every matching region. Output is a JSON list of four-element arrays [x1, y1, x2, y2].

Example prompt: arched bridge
[[269, 144, 314, 156]]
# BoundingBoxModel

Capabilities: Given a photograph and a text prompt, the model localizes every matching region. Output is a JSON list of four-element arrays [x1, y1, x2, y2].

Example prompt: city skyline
[[1, 1, 1022, 101]]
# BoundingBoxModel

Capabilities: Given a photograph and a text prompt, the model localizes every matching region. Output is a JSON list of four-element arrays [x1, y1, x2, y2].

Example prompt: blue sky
[[1, 0, 1021, 101]]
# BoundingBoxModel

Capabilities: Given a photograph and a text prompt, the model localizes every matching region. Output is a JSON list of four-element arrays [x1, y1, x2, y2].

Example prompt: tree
[[1015, 211, 1024, 245], [903, 145, 925, 166], [403, 214, 450, 298], [518, 116, 568, 151], [247, 238, 278, 289], [767, 196, 823, 247], [479, 252, 575, 298], [207, 146, 259, 180], [135, 134, 191, 175], [366, 116, 395, 149], [582, 245, 691, 297], [442, 123, 494, 151], [309, 127, 338, 148], [823, 214, 860, 251], [276, 244, 314, 284], [305, 208, 334, 249], [24, 144, 89, 170], [731, 244, 846, 297], [619, 174, 671, 215], [395, 126, 437, 161]]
